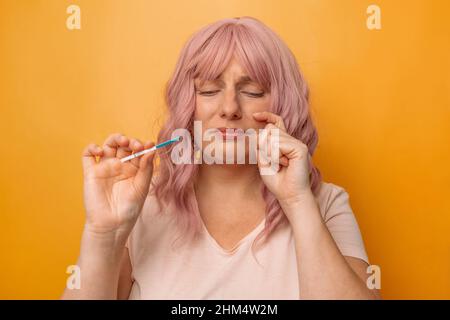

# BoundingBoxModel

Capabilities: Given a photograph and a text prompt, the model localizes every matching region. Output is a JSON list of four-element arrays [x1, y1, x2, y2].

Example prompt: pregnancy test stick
[[120, 136, 181, 163]]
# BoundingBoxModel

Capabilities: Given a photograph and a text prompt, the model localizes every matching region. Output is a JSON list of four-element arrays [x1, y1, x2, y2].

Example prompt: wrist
[[84, 219, 135, 240], [278, 188, 315, 209], [278, 189, 319, 221], [80, 224, 129, 261]]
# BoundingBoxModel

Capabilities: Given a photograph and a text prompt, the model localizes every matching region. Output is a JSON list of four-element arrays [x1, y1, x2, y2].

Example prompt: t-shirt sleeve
[[322, 185, 369, 265]]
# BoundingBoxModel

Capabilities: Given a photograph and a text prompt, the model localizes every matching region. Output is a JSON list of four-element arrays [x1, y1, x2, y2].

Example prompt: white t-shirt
[[125, 181, 369, 299]]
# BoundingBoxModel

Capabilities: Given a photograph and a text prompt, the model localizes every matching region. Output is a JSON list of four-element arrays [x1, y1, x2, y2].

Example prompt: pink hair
[[151, 16, 322, 256]]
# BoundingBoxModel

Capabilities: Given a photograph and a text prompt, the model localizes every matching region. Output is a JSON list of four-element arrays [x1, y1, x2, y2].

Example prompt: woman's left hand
[[253, 111, 313, 206]]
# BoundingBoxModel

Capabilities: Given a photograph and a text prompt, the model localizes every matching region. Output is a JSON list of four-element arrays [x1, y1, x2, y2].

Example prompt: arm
[[61, 226, 128, 300], [62, 133, 155, 299], [280, 193, 381, 300], [253, 111, 380, 299], [345, 256, 382, 299]]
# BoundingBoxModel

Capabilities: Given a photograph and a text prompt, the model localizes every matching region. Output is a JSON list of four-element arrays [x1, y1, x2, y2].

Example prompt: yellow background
[[1, 0, 449, 299]]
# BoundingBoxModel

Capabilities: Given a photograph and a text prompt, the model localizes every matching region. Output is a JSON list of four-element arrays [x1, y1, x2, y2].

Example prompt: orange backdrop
[[1, 0, 449, 299]]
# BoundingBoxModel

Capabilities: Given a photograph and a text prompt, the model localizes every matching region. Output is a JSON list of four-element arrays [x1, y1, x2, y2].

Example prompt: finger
[[277, 134, 308, 160], [257, 128, 271, 168], [268, 128, 281, 165], [134, 141, 156, 195], [102, 133, 127, 158], [268, 128, 284, 171], [116, 136, 132, 159], [129, 138, 145, 167], [252, 111, 287, 131], [137, 141, 155, 169], [280, 156, 289, 167], [103, 157, 123, 177], [81, 143, 103, 172]]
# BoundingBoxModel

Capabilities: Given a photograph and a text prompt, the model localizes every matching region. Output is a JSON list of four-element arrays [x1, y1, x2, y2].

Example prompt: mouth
[[215, 127, 245, 140]]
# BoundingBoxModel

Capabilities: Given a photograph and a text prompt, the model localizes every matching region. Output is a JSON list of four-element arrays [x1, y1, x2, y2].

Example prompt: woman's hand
[[81, 133, 156, 235], [253, 111, 313, 207]]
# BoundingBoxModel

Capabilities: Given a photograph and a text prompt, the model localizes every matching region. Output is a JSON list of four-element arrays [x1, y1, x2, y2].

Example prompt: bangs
[[191, 23, 272, 92]]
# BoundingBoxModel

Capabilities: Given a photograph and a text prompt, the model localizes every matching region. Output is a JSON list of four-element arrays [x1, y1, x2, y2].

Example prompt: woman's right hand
[[81, 133, 156, 235]]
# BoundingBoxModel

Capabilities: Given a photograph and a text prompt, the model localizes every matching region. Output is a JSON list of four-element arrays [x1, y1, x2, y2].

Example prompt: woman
[[62, 17, 381, 300]]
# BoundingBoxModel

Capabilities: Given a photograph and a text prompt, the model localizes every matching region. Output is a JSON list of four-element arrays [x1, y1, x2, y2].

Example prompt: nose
[[218, 90, 242, 120]]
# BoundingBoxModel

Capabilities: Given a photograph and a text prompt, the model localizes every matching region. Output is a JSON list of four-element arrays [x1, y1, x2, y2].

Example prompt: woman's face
[[193, 58, 271, 164]]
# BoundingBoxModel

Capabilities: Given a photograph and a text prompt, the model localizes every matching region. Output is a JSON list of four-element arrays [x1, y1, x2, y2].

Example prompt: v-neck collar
[[199, 216, 266, 256], [192, 183, 266, 256]]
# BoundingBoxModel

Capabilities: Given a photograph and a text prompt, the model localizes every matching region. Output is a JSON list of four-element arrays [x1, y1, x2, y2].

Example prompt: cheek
[[245, 98, 271, 127], [249, 103, 270, 114], [245, 94, 271, 112], [193, 100, 215, 121]]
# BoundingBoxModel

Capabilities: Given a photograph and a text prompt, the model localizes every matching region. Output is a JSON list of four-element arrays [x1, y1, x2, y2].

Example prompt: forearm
[[280, 192, 375, 300], [61, 225, 127, 300]]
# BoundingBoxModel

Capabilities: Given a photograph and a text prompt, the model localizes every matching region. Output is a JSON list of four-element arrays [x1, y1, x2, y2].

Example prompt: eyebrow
[[205, 75, 255, 86]]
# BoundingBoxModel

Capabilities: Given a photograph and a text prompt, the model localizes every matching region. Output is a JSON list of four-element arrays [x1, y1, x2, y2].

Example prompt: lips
[[216, 127, 244, 139]]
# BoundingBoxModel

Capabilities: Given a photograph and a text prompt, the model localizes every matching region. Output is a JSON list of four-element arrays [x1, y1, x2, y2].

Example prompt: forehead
[[194, 56, 264, 87]]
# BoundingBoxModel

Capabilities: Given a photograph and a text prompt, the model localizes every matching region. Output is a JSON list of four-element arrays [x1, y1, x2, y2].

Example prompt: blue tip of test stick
[[155, 136, 181, 149]]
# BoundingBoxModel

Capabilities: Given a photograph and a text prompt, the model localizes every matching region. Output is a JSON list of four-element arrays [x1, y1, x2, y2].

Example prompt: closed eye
[[242, 91, 265, 98], [197, 90, 265, 98], [198, 90, 220, 96]]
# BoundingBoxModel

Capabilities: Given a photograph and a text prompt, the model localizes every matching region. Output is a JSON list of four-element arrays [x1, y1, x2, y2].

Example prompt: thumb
[[134, 141, 155, 192]]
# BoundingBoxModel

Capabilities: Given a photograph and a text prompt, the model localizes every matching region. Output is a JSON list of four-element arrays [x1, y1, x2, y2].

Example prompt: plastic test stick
[[120, 136, 181, 163]]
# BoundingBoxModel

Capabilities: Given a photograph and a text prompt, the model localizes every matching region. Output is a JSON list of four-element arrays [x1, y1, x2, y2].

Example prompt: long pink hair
[[151, 16, 322, 255]]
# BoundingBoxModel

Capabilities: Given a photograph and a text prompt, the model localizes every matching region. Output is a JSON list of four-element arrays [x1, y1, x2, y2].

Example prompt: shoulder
[[315, 181, 369, 264], [314, 181, 353, 221]]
